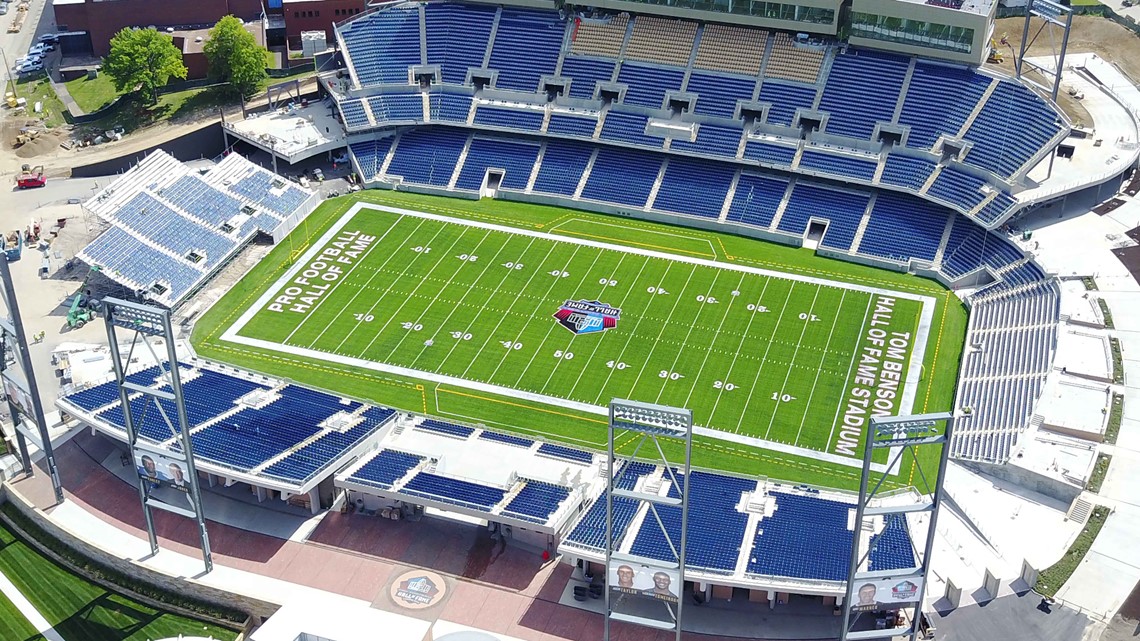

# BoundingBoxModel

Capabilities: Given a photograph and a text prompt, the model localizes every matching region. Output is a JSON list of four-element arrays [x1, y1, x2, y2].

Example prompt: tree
[[103, 27, 187, 105], [204, 16, 267, 99]]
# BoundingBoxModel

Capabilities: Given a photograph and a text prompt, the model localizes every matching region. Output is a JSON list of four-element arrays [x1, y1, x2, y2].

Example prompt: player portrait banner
[[608, 561, 680, 604], [553, 299, 621, 335], [2, 373, 35, 422], [849, 576, 924, 612], [133, 446, 192, 493]]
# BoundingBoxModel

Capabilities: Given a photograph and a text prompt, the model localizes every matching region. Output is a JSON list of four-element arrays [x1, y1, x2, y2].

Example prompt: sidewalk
[[0, 566, 65, 641]]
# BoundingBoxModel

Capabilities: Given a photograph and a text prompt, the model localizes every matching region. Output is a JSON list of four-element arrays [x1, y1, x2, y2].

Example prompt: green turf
[[0, 521, 238, 641], [0, 586, 41, 641], [194, 191, 968, 491]]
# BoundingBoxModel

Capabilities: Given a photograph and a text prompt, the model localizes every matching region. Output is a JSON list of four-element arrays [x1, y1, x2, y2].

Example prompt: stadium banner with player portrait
[[849, 576, 924, 612], [608, 560, 680, 604], [133, 444, 192, 493], [3, 371, 42, 447]]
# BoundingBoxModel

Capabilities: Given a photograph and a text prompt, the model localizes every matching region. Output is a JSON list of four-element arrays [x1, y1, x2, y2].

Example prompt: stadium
[[2, 0, 1140, 639]]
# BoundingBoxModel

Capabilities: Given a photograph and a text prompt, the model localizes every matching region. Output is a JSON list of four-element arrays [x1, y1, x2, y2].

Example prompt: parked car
[[37, 33, 60, 44], [16, 61, 43, 75], [27, 43, 53, 56], [14, 54, 42, 68], [0, 5, 8, 16]]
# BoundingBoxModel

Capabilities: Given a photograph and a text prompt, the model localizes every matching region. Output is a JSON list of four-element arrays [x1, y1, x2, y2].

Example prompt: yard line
[[458, 242, 569, 379], [325, 219, 450, 354], [536, 252, 630, 396], [589, 261, 677, 406], [565, 255, 652, 400], [508, 249, 607, 389], [824, 295, 875, 452], [367, 228, 494, 362], [623, 264, 699, 401], [791, 289, 847, 447], [733, 282, 798, 434], [679, 272, 748, 409], [649, 269, 726, 405], [422, 236, 540, 370], [706, 277, 771, 422], [283, 214, 409, 346], [397, 233, 527, 363], [761, 285, 822, 439]]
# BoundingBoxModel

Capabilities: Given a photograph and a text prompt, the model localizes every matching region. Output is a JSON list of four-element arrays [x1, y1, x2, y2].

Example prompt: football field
[[222, 202, 935, 466]]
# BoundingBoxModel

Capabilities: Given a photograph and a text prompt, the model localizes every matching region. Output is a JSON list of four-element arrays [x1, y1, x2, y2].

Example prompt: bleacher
[[726, 174, 789, 229], [368, 94, 423, 122], [387, 127, 469, 185], [869, 515, 916, 571], [339, 5, 422, 86], [79, 151, 315, 307], [60, 360, 397, 488], [777, 184, 869, 251], [580, 146, 660, 207], [671, 124, 743, 158], [653, 158, 735, 219], [819, 50, 910, 139], [501, 480, 571, 523], [746, 491, 854, 581], [334, 2, 1069, 227], [952, 280, 1059, 462], [859, 192, 948, 262], [424, 2, 496, 85], [628, 471, 755, 572], [351, 449, 426, 489], [488, 8, 563, 91], [455, 137, 540, 191], [533, 139, 594, 195]]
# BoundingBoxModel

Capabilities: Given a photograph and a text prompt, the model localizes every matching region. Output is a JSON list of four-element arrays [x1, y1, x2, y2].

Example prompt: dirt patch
[[994, 15, 1140, 82], [14, 130, 63, 158], [986, 16, 1140, 128]]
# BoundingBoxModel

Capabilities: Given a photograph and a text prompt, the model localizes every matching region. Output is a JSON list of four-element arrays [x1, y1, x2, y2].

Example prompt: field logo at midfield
[[553, 299, 621, 335]]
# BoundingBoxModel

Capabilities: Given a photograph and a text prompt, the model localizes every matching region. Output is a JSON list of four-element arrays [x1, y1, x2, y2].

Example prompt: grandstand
[[332, 2, 1068, 229], [58, 360, 396, 503], [78, 151, 319, 307]]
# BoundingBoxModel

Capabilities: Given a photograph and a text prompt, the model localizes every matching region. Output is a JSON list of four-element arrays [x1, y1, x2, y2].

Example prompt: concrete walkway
[[0, 566, 66, 641]]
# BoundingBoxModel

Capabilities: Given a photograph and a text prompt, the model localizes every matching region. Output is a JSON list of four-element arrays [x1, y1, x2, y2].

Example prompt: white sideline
[[223, 202, 939, 476], [0, 568, 67, 641]]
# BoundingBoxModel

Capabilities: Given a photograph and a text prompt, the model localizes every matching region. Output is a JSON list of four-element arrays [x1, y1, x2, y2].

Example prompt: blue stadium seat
[[455, 138, 540, 191], [819, 50, 910, 139], [654, 157, 735, 219], [726, 174, 788, 229], [561, 56, 615, 99], [581, 147, 660, 207], [425, 3, 497, 85], [387, 127, 469, 185], [340, 6, 422, 86], [533, 139, 594, 195], [489, 9, 564, 92]]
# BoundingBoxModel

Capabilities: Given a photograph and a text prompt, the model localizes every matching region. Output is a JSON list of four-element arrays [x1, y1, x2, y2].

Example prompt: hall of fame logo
[[553, 299, 621, 335], [389, 569, 448, 609]]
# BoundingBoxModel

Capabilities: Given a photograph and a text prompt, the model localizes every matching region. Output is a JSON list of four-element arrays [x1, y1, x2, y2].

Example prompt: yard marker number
[[503, 262, 524, 270], [502, 341, 523, 350], [696, 295, 719, 304], [771, 393, 797, 403], [411, 246, 431, 253], [353, 313, 374, 322], [553, 350, 574, 360], [401, 322, 423, 331], [451, 331, 473, 340], [713, 380, 737, 391], [457, 254, 478, 262], [550, 270, 571, 278], [659, 370, 684, 380], [799, 313, 821, 321], [599, 278, 618, 286], [606, 360, 628, 370], [746, 304, 769, 313], [647, 286, 669, 295]]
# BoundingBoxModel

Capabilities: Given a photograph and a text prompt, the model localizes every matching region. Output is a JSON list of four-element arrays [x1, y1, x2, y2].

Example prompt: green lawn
[[15, 74, 68, 128], [194, 190, 967, 490], [1036, 506, 1110, 598], [63, 74, 120, 113], [0, 521, 238, 641], [0, 587, 41, 641]]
